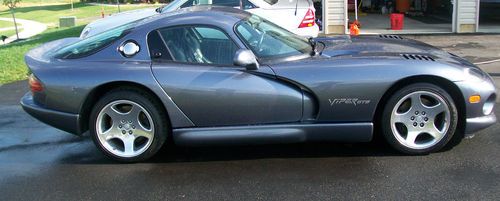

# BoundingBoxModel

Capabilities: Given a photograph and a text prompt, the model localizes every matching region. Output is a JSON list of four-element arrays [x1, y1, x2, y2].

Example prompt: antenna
[[294, 0, 299, 16]]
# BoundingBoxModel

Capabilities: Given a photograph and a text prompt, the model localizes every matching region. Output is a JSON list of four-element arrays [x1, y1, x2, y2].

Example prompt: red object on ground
[[350, 23, 360, 36], [390, 13, 404, 30]]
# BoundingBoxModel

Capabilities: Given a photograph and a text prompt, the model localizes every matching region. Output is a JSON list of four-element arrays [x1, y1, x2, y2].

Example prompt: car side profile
[[22, 6, 496, 162], [80, 0, 319, 39]]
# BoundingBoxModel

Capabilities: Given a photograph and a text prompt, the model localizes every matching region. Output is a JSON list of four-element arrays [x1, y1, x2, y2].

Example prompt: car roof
[[136, 6, 251, 29]]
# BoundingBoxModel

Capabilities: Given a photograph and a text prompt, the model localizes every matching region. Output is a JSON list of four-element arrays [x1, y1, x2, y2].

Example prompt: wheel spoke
[[128, 105, 142, 120], [102, 105, 123, 121], [410, 94, 425, 111], [393, 112, 410, 123], [406, 130, 421, 146], [122, 137, 135, 155], [425, 102, 446, 119], [134, 127, 153, 139], [424, 124, 445, 139], [102, 127, 120, 140]]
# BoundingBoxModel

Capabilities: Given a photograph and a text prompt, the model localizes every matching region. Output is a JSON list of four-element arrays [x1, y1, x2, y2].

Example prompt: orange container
[[396, 0, 410, 13], [390, 13, 404, 30]]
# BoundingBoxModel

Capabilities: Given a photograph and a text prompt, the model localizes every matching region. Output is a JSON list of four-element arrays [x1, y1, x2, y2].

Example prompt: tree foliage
[[2, 0, 21, 9]]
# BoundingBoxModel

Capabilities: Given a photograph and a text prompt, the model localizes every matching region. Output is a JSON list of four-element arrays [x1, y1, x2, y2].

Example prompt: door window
[[158, 26, 239, 65]]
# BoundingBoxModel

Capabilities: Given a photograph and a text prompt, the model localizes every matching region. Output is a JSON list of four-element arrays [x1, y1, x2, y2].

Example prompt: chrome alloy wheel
[[390, 91, 451, 150], [96, 100, 155, 158]]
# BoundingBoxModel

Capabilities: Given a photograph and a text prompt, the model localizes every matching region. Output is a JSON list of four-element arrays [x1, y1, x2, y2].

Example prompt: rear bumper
[[20, 92, 82, 135]]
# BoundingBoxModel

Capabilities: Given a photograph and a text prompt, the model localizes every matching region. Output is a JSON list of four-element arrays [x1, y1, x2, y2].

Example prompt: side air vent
[[401, 54, 435, 61], [379, 34, 404, 40]]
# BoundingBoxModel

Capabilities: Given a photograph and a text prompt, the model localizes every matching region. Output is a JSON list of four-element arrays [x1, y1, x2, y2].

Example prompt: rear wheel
[[89, 88, 168, 162], [381, 83, 458, 154]]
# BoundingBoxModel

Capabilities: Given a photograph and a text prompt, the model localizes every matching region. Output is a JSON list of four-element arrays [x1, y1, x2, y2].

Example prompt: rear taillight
[[298, 9, 315, 28], [29, 74, 43, 93]]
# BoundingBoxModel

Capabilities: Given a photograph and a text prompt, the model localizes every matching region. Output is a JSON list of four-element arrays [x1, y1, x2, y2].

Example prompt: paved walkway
[[0, 17, 47, 45]]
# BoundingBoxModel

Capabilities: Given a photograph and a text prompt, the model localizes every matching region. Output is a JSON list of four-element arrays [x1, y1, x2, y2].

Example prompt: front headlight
[[80, 27, 91, 39], [464, 67, 486, 82]]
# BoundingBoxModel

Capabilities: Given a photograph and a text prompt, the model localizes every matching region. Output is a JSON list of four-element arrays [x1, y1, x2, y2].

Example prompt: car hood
[[316, 35, 476, 68], [81, 8, 157, 38]]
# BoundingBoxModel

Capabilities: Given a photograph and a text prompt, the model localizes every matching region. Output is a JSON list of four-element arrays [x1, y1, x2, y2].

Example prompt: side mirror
[[234, 49, 259, 70]]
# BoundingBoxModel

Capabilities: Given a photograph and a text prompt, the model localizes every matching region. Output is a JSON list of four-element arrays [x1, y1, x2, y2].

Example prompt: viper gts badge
[[329, 98, 371, 106]]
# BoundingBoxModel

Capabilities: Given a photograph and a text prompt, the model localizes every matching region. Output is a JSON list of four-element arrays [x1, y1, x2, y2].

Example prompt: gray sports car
[[21, 6, 496, 162]]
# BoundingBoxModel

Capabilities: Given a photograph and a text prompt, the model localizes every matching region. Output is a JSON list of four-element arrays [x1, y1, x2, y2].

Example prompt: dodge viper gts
[[21, 6, 496, 162]]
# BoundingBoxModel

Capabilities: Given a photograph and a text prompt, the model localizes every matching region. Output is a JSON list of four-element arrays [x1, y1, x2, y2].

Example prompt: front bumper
[[466, 114, 497, 134], [21, 92, 82, 135], [455, 76, 497, 134]]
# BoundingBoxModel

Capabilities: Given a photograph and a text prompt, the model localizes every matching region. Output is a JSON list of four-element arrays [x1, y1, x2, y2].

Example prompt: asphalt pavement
[[0, 35, 500, 200]]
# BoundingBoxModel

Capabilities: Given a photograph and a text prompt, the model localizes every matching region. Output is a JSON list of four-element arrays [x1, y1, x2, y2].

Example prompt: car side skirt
[[172, 123, 373, 146]]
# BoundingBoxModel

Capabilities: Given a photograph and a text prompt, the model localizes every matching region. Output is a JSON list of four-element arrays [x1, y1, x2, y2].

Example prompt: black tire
[[89, 87, 168, 162], [381, 83, 458, 154]]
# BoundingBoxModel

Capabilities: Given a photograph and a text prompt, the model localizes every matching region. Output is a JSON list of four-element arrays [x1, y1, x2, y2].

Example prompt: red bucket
[[390, 13, 404, 30]]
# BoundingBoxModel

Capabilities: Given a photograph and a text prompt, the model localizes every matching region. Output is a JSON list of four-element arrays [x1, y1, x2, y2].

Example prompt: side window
[[242, 0, 257, 9], [158, 26, 239, 66], [212, 0, 240, 7], [147, 30, 172, 61]]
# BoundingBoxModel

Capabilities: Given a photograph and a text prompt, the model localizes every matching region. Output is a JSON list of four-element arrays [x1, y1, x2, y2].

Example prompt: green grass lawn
[[0, 26, 84, 84], [0, 2, 158, 27], [0, 20, 16, 28]]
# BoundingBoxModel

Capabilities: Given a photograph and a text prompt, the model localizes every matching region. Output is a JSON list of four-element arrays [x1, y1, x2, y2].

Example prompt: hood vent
[[379, 35, 404, 40], [401, 54, 435, 61]]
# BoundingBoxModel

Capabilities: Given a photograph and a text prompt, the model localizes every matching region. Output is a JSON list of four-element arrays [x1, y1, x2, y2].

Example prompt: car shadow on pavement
[[56, 133, 403, 164]]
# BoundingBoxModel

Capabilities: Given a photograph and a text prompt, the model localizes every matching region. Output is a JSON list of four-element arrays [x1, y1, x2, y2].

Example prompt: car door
[[149, 25, 303, 127]]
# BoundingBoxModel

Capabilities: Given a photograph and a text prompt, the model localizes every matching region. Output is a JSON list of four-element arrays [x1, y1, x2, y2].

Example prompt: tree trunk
[[10, 8, 20, 40]]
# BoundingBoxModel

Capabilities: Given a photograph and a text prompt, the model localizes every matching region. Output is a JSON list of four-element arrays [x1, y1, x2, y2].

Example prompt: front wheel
[[381, 83, 458, 154], [89, 88, 168, 162]]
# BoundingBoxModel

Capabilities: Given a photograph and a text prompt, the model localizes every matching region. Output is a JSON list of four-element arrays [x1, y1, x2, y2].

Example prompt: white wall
[[324, 0, 347, 34], [456, 0, 479, 32]]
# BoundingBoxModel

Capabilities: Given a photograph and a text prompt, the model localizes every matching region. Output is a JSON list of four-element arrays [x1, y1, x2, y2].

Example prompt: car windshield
[[235, 15, 312, 59], [53, 21, 137, 59]]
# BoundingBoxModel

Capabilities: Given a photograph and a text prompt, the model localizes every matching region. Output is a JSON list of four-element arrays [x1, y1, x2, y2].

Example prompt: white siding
[[456, 0, 479, 31], [324, 0, 346, 34]]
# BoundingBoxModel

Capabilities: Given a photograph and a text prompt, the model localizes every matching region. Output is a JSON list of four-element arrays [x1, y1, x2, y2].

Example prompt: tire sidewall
[[381, 83, 458, 154], [89, 89, 168, 162]]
